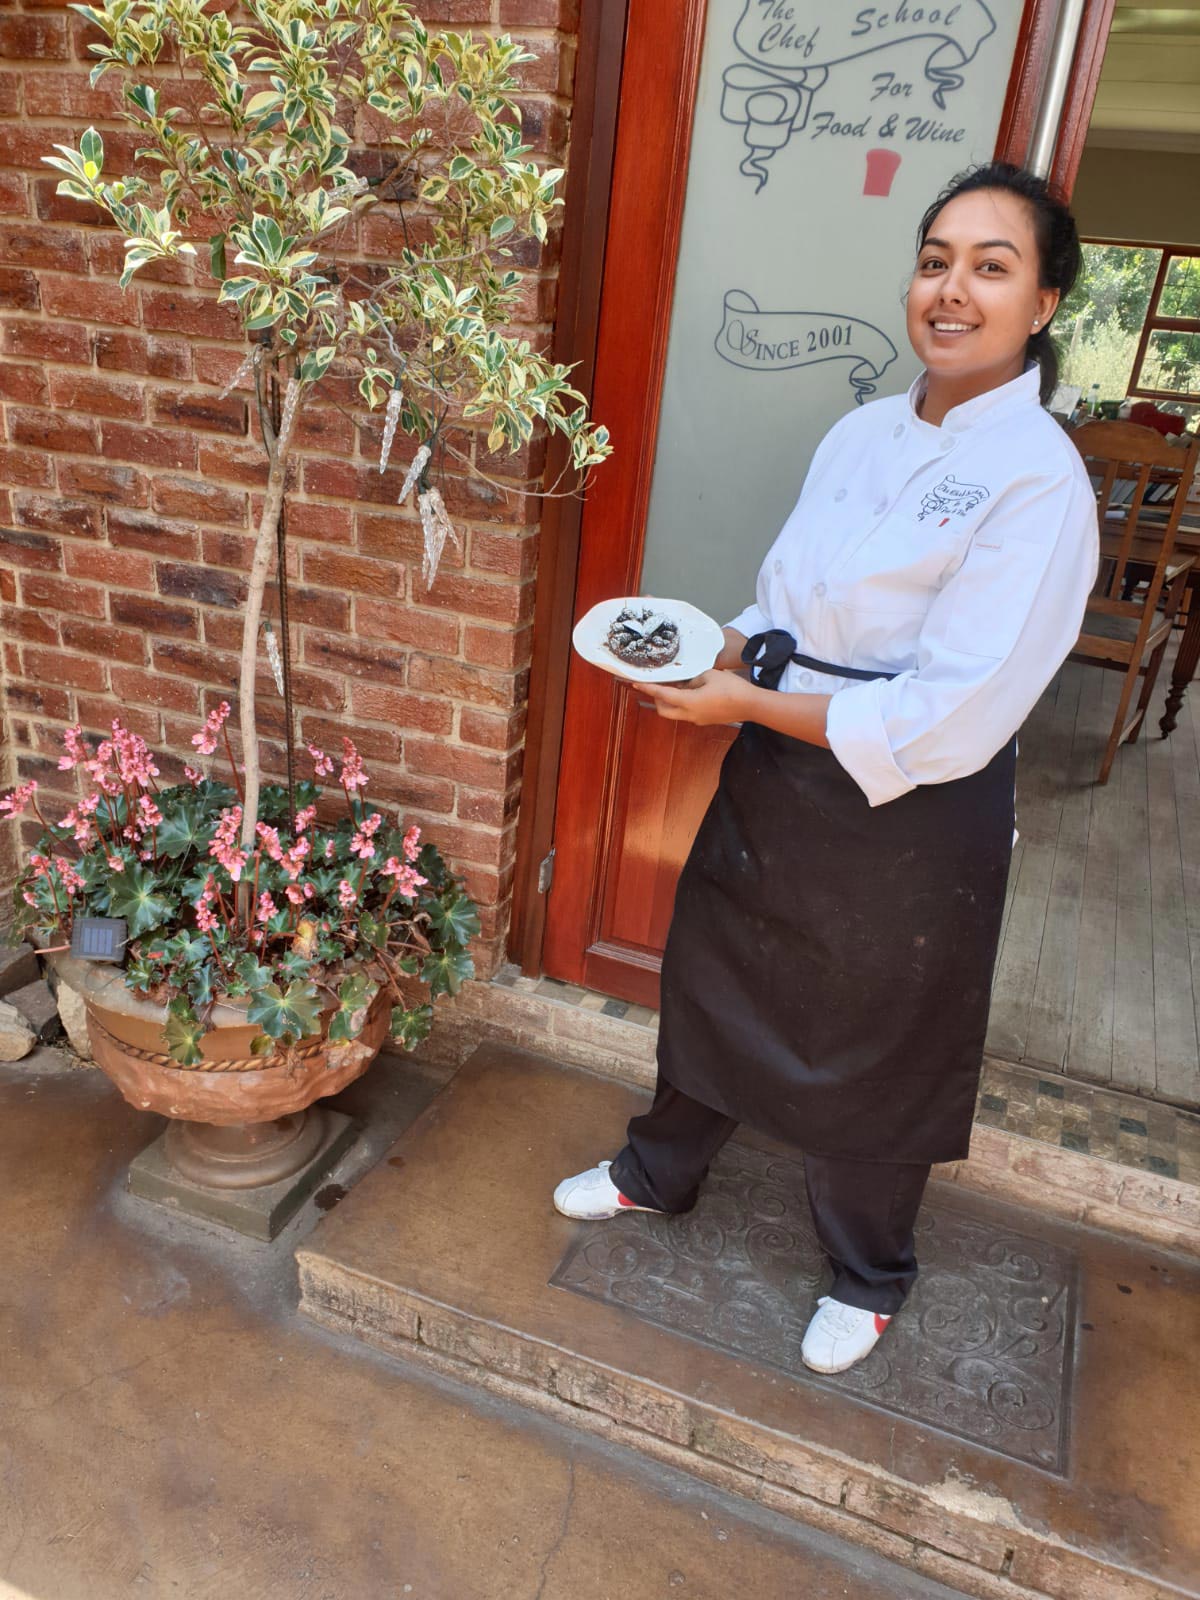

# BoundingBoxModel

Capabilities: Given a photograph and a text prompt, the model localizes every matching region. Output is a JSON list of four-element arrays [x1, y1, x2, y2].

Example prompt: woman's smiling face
[[906, 188, 1061, 401]]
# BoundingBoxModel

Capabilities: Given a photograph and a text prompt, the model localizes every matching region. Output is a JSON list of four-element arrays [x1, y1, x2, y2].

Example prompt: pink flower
[[107, 855, 126, 873], [55, 856, 85, 895], [112, 721, 159, 786], [0, 781, 38, 818], [337, 878, 357, 910], [255, 822, 283, 862], [137, 795, 163, 830], [61, 807, 96, 848], [196, 902, 219, 933], [183, 765, 203, 786], [379, 857, 427, 899], [350, 815, 382, 860], [402, 824, 421, 863], [293, 805, 317, 833], [58, 725, 94, 772], [21, 890, 38, 908], [324, 838, 335, 861], [285, 884, 305, 906], [209, 804, 248, 882], [192, 701, 232, 758], [279, 836, 310, 880], [308, 744, 335, 778], [256, 891, 278, 924], [340, 737, 368, 793]]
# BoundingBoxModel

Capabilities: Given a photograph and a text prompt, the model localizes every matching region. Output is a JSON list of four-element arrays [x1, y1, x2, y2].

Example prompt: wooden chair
[[1068, 420, 1200, 785]]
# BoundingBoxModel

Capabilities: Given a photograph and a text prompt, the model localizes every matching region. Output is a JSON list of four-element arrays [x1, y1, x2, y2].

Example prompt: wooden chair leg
[[1097, 659, 1144, 784], [1128, 636, 1170, 744]]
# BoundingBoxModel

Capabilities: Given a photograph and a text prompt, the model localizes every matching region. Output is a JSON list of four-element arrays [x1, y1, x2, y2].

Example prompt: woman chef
[[553, 163, 1099, 1376]]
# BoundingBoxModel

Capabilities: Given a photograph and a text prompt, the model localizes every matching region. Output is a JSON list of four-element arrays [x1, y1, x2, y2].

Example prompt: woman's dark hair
[[916, 161, 1082, 405]]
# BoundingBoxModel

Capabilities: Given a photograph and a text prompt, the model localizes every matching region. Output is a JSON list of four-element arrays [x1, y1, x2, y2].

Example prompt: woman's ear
[[1035, 287, 1061, 329]]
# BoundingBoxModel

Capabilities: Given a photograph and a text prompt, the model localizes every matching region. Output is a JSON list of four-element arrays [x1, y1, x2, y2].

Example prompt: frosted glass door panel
[[640, 0, 1026, 625]]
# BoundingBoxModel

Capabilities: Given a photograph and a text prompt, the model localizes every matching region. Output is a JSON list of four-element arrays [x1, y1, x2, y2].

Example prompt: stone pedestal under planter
[[53, 954, 384, 1238]]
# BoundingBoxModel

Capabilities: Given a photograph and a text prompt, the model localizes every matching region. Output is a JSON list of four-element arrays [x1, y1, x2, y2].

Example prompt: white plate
[[572, 596, 725, 684]]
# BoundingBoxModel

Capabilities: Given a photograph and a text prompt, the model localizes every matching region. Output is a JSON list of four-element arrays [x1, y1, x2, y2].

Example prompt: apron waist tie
[[741, 629, 899, 692]]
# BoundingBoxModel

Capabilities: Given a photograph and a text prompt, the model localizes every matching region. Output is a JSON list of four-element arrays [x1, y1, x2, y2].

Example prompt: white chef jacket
[[727, 365, 1099, 807]]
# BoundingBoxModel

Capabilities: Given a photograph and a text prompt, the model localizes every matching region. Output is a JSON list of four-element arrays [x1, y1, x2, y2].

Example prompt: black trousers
[[609, 1079, 931, 1316]]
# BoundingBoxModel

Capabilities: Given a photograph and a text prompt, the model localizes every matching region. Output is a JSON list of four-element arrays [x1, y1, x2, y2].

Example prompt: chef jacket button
[[892, 423, 905, 439], [773, 558, 783, 574], [834, 488, 847, 502], [939, 434, 955, 451], [813, 582, 827, 598], [874, 498, 888, 516], [796, 671, 811, 688]]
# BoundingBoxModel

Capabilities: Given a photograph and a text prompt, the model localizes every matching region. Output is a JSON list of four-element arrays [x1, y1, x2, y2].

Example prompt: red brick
[[199, 530, 254, 571], [377, 773, 456, 815], [469, 528, 538, 578], [89, 231, 195, 288], [0, 362, 49, 405], [20, 572, 107, 620], [302, 632, 410, 688], [2, 319, 91, 365], [95, 330, 191, 380], [0, 444, 52, 486], [101, 422, 198, 471], [197, 440, 269, 488], [354, 597, 460, 655], [157, 561, 246, 609], [301, 456, 397, 507], [262, 582, 348, 633], [4, 683, 72, 722], [0, 74, 23, 120], [0, 602, 58, 645], [457, 787, 519, 828], [109, 666, 201, 714], [151, 476, 247, 526], [76, 698, 160, 743], [0, 527, 62, 572], [292, 405, 356, 454], [57, 461, 150, 506], [287, 500, 354, 546], [48, 371, 145, 419], [140, 289, 237, 340], [356, 508, 465, 572], [21, 67, 125, 119], [151, 639, 239, 684], [498, 0, 579, 23], [64, 546, 155, 591], [31, 178, 109, 228], [399, 817, 505, 866], [416, 571, 532, 626], [110, 593, 199, 640], [405, 739, 517, 790], [463, 622, 534, 670], [0, 571, 12, 605], [0, 14, 69, 60], [0, 269, 40, 312], [152, 390, 248, 436], [8, 407, 98, 454], [13, 492, 101, 540], [408, 655, 526, 710], [103, 506, 198, 561], [459, 706, 526, 750], [349, 684, 455, 736], [21, 647, 107, 692], [60, 617, 146, 665], [508, 35, 567, 95], [299, 714, 401, 764], [303, 547, 403, 599], [40, 274, 139, 328], [0, 172, 27, 216]]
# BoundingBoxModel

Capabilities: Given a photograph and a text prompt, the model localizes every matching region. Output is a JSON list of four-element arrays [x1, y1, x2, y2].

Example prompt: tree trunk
[[238, 380, 302, 864]]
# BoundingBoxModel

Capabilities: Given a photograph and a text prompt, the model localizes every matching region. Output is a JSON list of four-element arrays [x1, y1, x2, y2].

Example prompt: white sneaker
[[801, 1295, 892, 1374], [553, 1160, 664, 1220]]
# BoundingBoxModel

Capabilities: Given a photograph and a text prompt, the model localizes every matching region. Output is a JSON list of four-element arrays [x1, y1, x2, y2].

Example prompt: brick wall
[[0, 0, 582, 975]]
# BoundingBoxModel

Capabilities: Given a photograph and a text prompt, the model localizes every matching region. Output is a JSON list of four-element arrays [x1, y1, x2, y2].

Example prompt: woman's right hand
[[713, 627, 749, 673]]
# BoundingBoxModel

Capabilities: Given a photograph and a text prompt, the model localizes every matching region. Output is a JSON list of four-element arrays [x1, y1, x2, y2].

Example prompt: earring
[[1032, 319, 1040, 329]]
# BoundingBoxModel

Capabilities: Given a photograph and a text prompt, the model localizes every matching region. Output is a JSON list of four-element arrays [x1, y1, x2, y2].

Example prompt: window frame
[[1082, 237, 1200, 404]]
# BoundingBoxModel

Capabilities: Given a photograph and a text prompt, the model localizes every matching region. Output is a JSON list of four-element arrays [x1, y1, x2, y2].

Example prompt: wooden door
[[540, 0, 1112, 1009]]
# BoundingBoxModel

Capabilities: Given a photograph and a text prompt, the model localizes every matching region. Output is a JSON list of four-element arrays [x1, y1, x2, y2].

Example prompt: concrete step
[[298, 1044, 1200, 1600]]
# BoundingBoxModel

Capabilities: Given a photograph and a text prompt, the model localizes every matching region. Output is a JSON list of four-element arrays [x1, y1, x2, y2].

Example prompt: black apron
[[656, 630, 1016, 1166]]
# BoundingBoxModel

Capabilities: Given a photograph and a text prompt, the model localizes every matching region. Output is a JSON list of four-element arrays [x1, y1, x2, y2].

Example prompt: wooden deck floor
[[988, 639, 1200, 1109]]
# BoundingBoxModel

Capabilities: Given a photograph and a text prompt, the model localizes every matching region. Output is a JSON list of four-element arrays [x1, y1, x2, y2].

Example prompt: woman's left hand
[[641, 669, 755, 726]]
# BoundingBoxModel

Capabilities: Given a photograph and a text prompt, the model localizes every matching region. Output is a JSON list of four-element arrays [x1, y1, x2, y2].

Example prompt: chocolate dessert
[[605, 606, 681, 669]]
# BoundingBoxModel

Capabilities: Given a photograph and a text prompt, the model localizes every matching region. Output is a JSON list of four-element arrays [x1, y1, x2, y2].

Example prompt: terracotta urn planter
[[53, 954, 387, 1190]]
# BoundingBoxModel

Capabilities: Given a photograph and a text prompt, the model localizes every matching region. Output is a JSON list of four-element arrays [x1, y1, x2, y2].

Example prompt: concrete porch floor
[[0, 1053, 970, 1600]]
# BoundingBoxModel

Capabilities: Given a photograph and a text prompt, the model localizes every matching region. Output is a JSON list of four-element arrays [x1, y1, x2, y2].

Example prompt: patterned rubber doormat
[[552, 1143, 1077, 1474]]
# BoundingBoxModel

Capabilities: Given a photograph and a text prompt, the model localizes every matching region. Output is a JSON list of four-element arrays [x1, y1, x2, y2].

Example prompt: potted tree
[[2, 0, 609, 1192]]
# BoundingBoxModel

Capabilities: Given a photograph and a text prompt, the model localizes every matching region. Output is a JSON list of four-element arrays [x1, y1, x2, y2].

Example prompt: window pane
[[1157, 255, 1200, 319], [1139, 329, 1200, 399], [1055, 244, 1162, 402]]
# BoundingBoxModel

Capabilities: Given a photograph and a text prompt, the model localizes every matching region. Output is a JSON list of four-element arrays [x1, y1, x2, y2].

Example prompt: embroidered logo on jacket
[[917, 474, 990, 524]]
